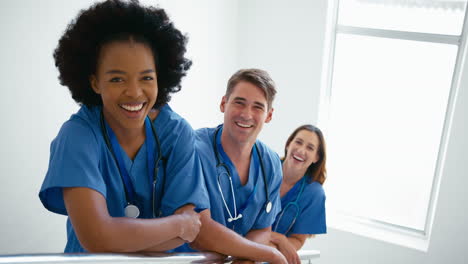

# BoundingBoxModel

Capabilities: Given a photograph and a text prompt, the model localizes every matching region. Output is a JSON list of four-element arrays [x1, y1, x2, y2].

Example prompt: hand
[[276, 240, 300, 264], [175, 207, 201, 242], [269, 247, 288, 264]]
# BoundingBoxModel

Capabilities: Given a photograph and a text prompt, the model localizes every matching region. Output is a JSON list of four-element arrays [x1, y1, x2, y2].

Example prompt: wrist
[[174, 214, 185, 238]]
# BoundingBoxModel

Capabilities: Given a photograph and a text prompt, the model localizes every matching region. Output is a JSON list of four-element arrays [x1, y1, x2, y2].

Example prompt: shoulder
[[305, 181, 326, 200], [255, 139, 282, 187], [154, 104, 193, 134], [255, 139, 281, 168], [195, 127, 215, 142], [153, 105, 196, 154], [56, 106, 101, 145], [194, 127, 216, 158]]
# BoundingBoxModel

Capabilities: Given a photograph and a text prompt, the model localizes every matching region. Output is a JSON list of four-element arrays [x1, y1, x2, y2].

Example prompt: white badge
[[265, 201, 272, 214], [125, 204, 140, 218]]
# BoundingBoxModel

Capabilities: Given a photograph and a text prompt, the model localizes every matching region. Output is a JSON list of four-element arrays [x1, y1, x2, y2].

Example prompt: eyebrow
[[254, 101, 266, 108], [232, 97, 266, 108], [105, 69, 156, 75], [233, 97, 247, 102]]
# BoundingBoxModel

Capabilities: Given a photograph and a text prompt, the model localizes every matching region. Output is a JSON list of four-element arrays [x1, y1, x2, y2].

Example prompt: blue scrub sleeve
[[39, 119, 106, 215], [251, 154, 283, 230], [159, 122, 209, 216], [290, 183, 327, 235]]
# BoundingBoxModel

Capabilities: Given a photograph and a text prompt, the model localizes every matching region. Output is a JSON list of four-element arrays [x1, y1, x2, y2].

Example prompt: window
[[320, 0, 467, 250]]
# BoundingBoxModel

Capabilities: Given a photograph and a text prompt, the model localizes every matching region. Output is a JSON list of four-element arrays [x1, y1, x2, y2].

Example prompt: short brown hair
[[225, 69, 276, 109]]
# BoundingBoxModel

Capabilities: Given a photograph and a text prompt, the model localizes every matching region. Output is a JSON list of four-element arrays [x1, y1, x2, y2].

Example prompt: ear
[[90, 75, 101, 94], [264, 107, 274, 123], [220, 96, 227, 113]]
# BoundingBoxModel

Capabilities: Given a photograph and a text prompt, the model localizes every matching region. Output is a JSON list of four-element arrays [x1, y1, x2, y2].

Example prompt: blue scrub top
[[39, 104, 209, 253], [201, 125, 282, 233], [273, 176, 326, 236], [174, 125, 283, 252]]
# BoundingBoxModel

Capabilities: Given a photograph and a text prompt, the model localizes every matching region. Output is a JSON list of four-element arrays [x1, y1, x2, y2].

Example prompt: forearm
[[270, 231, 286, 247], [287, 237, 304, 250], [64, 187, 186, 253], [79, 214, 184, 252], [140, 238, 185, 252], [190, 212, 278, 263], [245, 227, 272, 245], [271, 232, 306, 251]]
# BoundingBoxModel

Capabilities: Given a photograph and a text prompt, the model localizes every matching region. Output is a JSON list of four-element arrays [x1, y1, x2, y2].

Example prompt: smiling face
[[220, 81, 273, 147], [285, 129, 320, 172], [90, 40, 158, 132]]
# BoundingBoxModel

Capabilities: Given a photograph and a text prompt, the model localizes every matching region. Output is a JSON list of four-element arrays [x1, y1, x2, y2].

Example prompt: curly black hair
[[54, 0, 192, 108]]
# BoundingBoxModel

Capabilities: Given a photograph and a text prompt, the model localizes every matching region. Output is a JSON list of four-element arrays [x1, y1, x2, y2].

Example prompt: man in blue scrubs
[[187, 69, 287, 263]]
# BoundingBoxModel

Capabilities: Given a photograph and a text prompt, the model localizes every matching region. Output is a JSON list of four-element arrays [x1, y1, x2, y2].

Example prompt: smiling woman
[[38, 0, 209, 253], [90, 41, 158, 159], [270, 124, 327, 264]]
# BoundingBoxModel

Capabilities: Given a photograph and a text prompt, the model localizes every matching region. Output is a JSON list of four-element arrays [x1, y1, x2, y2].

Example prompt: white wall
[[237, 0, 328, 154], [155, 0, 239, 129], [0, 0, 237, 254]]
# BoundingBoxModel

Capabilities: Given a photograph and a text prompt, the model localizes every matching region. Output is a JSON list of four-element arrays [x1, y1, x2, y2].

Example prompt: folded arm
[[245, 226, 272, 245], [189, 210, 286, 264], [63, 187, 200, 253]]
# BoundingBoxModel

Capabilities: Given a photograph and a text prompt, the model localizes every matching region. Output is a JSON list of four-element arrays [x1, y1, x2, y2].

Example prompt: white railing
[[0, 250, 320, 263]]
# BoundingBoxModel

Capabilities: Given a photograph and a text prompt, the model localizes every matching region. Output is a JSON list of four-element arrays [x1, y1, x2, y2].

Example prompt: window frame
[[318, 0, 468, 251]]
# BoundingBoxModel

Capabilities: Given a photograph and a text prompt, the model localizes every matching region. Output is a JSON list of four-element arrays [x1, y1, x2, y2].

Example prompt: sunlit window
[[322, 0, 467, 249]]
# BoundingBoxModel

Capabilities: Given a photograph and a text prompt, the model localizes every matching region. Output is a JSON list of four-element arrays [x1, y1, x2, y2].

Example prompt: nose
[[239, 106, 253, 120], [125, 79, 143, 98], [297, 145, 307, 155]]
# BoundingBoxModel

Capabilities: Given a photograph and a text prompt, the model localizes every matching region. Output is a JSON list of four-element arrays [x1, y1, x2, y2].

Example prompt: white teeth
[[236, 122, 253, 128], [293, 155, 304, 162], [120, 103, 144, 112]]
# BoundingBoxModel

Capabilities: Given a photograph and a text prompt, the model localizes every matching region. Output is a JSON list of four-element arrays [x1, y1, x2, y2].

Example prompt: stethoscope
[[213, 126, 272, 223], [273, 176, 306, 234], [100, 110, 163, 218]]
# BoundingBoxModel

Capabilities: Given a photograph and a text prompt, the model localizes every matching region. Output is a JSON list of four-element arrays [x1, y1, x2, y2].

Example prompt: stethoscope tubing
[[212, 126, 271, 223], [100, 110, 163, 217], [273, 176, 306, 234]]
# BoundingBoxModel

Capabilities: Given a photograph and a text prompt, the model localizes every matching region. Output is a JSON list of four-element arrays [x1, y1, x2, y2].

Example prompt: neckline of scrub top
[[104, 116, 156, 206], [215, 125, 261, 214], [215, 125, 257, 189], [281, 176, 306, 205]]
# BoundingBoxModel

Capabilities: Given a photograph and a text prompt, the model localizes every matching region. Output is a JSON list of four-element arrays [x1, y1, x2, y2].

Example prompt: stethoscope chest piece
[[266, 201, 272, 213], [125, 204, 140, 218]]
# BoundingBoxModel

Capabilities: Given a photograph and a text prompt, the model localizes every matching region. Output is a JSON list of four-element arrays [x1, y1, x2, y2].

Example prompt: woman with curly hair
[[270, 125, 327, 264], [39, 0, 208, 253]]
